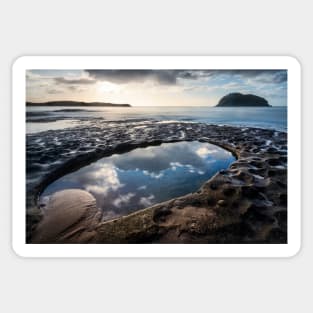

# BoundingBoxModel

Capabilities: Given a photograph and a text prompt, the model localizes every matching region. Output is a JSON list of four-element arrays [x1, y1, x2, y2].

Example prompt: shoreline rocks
[[26, 121, 287, 244]]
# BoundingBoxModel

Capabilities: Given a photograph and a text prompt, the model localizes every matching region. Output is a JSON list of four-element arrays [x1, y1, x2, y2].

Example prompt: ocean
[[26, 106, 287, 134]]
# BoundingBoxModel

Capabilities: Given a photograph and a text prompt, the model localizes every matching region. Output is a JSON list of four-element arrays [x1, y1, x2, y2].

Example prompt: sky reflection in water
[[41, 141, 235, 220]]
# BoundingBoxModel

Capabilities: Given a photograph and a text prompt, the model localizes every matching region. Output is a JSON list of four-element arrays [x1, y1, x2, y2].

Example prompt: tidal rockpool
[[40, 141, 235, 220]]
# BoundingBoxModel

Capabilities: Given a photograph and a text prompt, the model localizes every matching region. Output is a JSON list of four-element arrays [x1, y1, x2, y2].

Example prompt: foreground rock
[[32, 190, 101, 243], [27, 121, 287, 244]]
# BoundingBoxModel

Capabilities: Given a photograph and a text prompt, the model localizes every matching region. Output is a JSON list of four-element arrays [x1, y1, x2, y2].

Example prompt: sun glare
[[97, 82, 119, 93]]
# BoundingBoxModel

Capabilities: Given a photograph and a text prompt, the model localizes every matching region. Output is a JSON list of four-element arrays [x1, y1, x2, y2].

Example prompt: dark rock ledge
[[27, 121, 287, 244]]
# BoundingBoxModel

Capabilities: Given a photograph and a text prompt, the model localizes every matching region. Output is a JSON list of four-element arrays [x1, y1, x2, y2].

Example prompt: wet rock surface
[[27, 120, 287, 244], [32, 189, 101, 243]]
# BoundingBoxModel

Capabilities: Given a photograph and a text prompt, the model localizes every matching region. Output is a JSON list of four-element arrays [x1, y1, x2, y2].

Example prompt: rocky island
[[216, 93, 271, 107], [26, 101, 131, 107]]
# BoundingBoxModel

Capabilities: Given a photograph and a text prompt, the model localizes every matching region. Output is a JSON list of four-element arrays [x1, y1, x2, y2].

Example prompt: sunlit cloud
[[196, 147, 219, 158], [54, 77, 96, 85], [113, 192, 136, 208], [84, 164, 124, 196], [137, 185, 147, 190], [143, 170, 164, 179], [139, 194, 155, 207]]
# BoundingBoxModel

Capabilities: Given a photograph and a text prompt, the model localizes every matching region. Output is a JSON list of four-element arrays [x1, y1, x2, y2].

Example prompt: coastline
[[26, 101, 131, 107], [27, 121, 287, 244]]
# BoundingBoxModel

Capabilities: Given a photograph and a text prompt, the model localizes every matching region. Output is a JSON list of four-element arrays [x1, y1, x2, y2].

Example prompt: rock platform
[[26, 121, 287, 243]]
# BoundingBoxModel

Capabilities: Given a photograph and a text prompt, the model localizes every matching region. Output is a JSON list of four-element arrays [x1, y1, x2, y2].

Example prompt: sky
[[26, 69, 287, 106]]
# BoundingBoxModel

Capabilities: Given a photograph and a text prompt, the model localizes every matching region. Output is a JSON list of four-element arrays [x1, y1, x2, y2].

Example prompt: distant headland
[[26, 101, 131, 107], [216, 93, 271, 107]]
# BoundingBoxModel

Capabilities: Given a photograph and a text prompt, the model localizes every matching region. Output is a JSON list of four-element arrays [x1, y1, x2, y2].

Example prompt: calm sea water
[[26, 106, 287, 133], [41, 141, 235, 219]]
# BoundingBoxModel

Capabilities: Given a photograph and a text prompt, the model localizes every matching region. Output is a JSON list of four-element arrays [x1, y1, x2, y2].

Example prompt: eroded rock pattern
[[26, 120, 287, 244]]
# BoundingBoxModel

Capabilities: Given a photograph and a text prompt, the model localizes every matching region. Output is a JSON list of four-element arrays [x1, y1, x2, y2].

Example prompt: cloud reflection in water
[[41, 141, 235, 220]]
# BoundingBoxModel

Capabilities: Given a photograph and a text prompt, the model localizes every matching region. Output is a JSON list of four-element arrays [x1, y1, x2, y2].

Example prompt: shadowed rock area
[[27, 121, 287, 244]]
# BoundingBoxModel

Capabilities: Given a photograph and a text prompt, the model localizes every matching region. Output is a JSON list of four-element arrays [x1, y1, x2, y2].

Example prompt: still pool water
[[41, 141, 235, 220]]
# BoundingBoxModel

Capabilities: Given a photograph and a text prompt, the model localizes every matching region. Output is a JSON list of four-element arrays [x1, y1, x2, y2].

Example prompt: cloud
[[143, 170, 164, 179], [85, 70, 183, 85], [84, 69, 287, 85], [82, 164, 124, 197], [139, 195, 155, 207], [204, 69, 285, 78], [253, 71, 287, 84], [54, 77, 96, 85], [137, 185, 147, 190], [196, 147, 219, 158], [112, 142, 207, 172], [113, 192, 136, 208], [46, 88, 60, 95]]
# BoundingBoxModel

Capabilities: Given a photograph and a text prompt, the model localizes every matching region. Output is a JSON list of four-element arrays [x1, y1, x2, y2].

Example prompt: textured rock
[[27, 121, 287, 244]]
